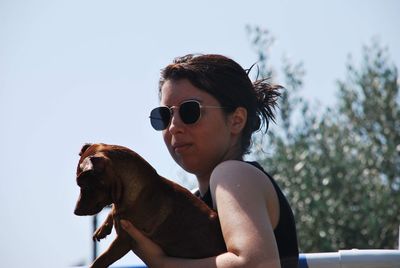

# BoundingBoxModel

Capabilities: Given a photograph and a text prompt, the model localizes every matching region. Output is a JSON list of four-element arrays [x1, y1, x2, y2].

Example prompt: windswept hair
[[159, 54, 281, 155]]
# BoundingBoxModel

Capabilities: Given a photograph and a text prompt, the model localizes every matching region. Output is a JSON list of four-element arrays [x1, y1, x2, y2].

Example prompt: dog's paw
[[93, 223, 113, 241]]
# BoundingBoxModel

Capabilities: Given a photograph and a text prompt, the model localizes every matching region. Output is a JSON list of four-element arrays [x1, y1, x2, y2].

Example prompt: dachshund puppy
[[74, 143, 226, 268]]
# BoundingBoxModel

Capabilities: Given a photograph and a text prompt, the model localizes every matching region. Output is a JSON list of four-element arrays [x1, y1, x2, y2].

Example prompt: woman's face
[[160, 79, 239, 179]]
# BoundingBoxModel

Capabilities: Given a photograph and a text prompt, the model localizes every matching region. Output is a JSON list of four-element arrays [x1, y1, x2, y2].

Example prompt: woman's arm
[[209, 160, 281, 267], [121, 160, 281, 268]]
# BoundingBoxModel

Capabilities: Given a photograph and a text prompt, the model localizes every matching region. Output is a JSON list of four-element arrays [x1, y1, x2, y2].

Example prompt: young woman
[[121, 54, 299, 268]]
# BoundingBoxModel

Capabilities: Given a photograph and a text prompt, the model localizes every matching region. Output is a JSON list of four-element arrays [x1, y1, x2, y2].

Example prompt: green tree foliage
[[247, 26, 400, 252]]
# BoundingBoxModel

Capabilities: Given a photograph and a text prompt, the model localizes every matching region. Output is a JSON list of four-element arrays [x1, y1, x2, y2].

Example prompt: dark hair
[[159, 54, 281, 156]]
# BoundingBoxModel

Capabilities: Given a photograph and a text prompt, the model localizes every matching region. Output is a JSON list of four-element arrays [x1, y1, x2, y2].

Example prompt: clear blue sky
[[1, 0, 399, 267]]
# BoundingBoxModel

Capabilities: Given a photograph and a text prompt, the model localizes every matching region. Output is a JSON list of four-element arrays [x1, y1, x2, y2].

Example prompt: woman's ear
[[229, 107, 247, 134]]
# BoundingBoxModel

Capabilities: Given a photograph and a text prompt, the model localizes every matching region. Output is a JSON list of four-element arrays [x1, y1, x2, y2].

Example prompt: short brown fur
[[74, 143, 226, 268]]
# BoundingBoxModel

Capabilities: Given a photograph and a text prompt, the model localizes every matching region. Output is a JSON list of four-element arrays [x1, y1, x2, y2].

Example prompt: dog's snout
[[74, 195, 85, 215], [74, 207, 85, 216]]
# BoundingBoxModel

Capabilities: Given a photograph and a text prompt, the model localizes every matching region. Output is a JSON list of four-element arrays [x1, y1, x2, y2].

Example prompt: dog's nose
[[74, 207, 85, 216], [74, 195, 86, 215]]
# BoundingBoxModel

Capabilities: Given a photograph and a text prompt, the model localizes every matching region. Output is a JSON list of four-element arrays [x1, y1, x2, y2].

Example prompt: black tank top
[[194, 161, 299, 268]]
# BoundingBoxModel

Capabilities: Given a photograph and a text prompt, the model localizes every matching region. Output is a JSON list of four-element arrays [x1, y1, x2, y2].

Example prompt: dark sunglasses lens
[[150, 107, 171, 130], [180, 101, 201, 124]]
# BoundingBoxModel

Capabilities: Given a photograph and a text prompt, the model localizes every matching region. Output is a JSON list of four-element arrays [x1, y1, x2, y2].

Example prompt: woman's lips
[[172, 143, 191, 153]]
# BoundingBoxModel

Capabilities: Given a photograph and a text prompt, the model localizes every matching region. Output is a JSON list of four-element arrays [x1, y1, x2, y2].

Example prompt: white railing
[[299, 249, 400, 268], [75, 249, 400, 268]]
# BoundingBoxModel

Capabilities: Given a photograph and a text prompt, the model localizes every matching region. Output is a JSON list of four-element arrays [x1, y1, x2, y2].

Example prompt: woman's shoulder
[[210, 160, 278, 207], [211, 160, 272, 187]]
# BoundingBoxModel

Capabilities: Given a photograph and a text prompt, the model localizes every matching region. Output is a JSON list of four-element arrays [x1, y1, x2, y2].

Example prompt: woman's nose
[[168, 108, 184, 134]]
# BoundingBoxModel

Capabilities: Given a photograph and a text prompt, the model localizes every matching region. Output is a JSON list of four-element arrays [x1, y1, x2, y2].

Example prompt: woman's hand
[[120, 219, 167, 267]]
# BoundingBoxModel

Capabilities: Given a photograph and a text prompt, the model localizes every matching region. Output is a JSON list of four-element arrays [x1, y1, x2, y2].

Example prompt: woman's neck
[[196, 173, 211, 196]]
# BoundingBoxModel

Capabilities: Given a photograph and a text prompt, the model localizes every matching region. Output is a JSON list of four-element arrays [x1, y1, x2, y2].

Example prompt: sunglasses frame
[[149, 100, 226, 131]]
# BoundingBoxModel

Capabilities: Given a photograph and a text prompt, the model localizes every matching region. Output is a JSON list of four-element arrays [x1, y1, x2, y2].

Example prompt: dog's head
[[74, 143, 122, 216]]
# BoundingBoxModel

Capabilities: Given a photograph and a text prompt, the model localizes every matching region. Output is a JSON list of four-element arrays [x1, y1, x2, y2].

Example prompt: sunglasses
[[149, 100, 225, 131]]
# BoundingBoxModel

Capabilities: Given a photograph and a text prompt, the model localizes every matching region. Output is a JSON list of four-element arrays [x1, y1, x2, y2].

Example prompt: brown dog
[[74, 143, 226, 267]]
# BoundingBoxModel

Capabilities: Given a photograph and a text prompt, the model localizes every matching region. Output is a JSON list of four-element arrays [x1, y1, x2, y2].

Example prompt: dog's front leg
[[93, 211, 114, 241], [90, 235, 132, 268]]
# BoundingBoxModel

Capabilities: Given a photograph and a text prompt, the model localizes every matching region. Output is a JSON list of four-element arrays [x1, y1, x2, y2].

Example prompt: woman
[[121, 54, 299, 267]]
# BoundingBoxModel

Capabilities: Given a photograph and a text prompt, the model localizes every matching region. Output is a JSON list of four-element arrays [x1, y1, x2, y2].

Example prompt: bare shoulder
[[210, 160, 274, 194], [210, 160, 279, 228]]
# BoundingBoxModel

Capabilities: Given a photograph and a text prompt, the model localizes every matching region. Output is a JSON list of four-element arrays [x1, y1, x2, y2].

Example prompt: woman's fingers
[[120, 219, 141, 238], [120, 219, 166, 264]]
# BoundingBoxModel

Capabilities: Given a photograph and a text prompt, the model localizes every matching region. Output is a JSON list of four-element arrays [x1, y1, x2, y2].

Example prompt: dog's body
[[74, 143, 226, 267]]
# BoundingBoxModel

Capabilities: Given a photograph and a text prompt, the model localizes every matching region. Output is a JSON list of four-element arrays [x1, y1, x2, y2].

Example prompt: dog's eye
[[82, 185, 93, 191], [77, 169, 106, 190], [77, 170, 94, 187]]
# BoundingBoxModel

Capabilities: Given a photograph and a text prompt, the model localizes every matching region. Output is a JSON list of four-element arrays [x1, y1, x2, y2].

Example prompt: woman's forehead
[[160, 79, 218, 106]]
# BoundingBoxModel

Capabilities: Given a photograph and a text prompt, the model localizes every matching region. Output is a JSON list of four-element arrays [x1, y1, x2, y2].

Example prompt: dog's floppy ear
[[79, 143, 93, 156], [77, 155, 106, 187]]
